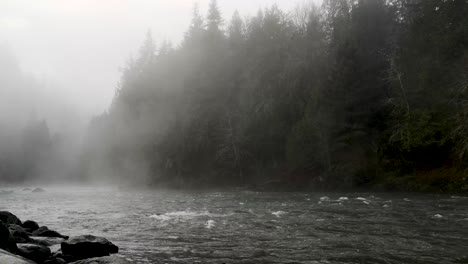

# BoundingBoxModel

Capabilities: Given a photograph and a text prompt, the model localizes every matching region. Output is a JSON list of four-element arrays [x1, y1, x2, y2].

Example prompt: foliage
[[82, 0, 468, 191]]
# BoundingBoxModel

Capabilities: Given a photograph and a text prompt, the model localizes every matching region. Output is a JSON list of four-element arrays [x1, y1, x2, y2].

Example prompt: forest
[[0, 46, 82, 183], [81, 0, 468, 191], [2, 0, 467, 192]]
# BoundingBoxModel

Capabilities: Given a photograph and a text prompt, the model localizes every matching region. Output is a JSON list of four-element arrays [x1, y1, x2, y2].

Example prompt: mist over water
[[0, 0, 467, 263]]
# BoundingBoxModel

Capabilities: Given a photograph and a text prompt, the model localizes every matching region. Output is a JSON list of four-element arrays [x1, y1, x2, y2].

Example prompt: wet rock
[[17, 243, 52, 263], [31, 236, 66, 247], [61, 235, 118, 260], [0, 211, 22, 225], [31, 236, 64, 254], [52, 250, 78, 263], [44, 257, 67, 264], [0, 249, 35, 264], [9, 224, 32, 243], [32, 226, 69, 239], [69, 255, 131, 264], [22, 220, 40, 232], [0, 221, 18, 253], [32, 188, 45, 193]]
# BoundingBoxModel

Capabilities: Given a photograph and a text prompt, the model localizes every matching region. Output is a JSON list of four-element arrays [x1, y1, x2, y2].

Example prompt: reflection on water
[[1, 187, 468, 263]]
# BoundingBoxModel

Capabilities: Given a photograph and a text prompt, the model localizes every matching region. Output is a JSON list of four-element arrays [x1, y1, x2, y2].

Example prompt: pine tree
[[136, 30, 156, 70], [207, 0, 223, 33], [184, 3, 205, 46], [228, 10, 244, 47]]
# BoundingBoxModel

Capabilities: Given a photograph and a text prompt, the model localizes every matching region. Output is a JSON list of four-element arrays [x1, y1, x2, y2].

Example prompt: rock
[[31, 236, 65, 254], [69, 255, 132, 264], [0, 221, 18, 253], [0, 190, 13, 195], [32, 188, 45, 193], [22, 220, 40, 232], [22, 188, 32, 191], [61, 235, 118, 260], [32, 226, 69, 239], [44, 257, 67, 264], [0, 249, 35, 264], [52, 250, 78, 263], [0, 221, 10, 241], [0, 211, 22, 225], [9, 224, 32, 243], [17, 243, 52, 263], [31, 236, 66, 247]]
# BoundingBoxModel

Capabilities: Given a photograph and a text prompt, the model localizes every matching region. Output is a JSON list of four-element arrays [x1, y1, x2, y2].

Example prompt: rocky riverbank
[[0, 211, 129, 264]]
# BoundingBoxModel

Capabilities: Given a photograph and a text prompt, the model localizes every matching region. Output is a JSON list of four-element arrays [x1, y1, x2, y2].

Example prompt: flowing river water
[[0, 187, 467, 264]]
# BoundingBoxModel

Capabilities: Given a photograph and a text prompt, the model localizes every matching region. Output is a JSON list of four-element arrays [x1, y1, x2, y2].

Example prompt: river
[[0, 187, 467, 263]]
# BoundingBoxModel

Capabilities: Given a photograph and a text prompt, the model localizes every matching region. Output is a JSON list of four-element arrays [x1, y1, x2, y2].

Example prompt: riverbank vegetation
[[81, 0, 468, 192], [0, 0, 466, 192]]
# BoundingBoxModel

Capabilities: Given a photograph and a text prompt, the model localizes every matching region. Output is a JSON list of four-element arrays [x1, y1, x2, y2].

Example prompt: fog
[[0, 0, 466, 191], [0, 0, 308, 116], [0, 0, 320, 184], [0, 1, 467, 262]]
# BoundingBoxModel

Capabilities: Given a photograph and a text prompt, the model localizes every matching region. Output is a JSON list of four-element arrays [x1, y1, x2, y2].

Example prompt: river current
[[0, 187, 467, 263]]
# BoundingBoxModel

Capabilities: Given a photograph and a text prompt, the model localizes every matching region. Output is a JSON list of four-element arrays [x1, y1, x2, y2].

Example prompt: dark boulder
[[61, 235, 118, 260], [32, 226, 69, 239], [9, 224, 32, 243], [32, 188, 45, 193], [32, 226, 48, 235], [0, 221, 10, 242], [0, 221, 18, 253], [69, 255, 131, 264], [17, 243, 52, 263], [0, 249, 35, 264], [0, 211, 22, 225], [22, 220, 40, 232]]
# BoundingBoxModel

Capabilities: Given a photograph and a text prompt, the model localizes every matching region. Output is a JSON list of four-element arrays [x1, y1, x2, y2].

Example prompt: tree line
[[82, 0, 468, 191], [0, 46, 83, 183]]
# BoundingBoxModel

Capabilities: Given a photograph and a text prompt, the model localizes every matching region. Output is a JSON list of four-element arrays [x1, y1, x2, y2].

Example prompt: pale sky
[[0, 0, 320, 117]]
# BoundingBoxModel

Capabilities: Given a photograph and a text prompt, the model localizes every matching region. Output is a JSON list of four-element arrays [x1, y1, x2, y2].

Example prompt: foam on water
[[149, 214, 172, 221], [451, 196, 467, 199], [1, 187, 467, 263], [206, 220, 216, 229], [272, 211, 286, 217], [165, 210, 211, 217], [149, 210, 214, 222]]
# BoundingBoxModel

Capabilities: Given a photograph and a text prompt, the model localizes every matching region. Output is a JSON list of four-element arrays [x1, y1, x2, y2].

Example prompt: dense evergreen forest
[[81, 0, 466, 191]]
